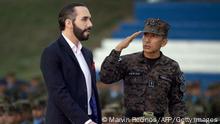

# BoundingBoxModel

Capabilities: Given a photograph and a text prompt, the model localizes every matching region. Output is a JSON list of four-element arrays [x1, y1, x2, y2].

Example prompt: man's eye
[[82, 18, 87, 21], [81, 17, 91, 22]]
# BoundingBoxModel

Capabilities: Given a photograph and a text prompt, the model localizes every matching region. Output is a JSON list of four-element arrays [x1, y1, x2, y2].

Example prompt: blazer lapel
[[57, 35, 80, 66]]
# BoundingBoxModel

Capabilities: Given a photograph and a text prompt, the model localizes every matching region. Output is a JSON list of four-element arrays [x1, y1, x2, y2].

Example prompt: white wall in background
[[94, 39, 220, 73]]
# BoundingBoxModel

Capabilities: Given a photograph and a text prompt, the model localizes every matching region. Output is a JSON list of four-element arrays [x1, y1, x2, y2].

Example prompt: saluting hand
[[115, 31, 142, 51]]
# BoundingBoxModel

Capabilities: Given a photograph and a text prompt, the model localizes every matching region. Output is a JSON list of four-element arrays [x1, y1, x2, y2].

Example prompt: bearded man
[[40, 3, 101, 124]]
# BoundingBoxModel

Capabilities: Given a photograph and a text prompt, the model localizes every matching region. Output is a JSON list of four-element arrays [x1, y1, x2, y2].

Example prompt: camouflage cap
[[143, 18, 170, 36]]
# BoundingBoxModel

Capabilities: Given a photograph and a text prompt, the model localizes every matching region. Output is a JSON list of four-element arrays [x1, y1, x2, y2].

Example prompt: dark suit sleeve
[[40, 47, 89, 124]]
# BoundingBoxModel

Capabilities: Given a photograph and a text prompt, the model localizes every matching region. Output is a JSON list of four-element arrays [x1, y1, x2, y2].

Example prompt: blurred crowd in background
[[1, 71, 220, 124], [0, 72, 46, 124]]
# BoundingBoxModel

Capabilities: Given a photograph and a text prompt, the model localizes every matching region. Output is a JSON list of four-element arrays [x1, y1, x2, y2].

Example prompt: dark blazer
[[40, 36, 101, 124]]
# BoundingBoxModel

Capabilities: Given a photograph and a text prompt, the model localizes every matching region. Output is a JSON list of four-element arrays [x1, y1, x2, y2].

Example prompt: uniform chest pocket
[[126, 70, 147, 95], [126, 71, 145, 84], [158, 75, 172, 92]]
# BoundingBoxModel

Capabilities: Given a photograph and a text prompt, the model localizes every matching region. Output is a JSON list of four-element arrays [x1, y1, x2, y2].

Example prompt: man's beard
[[73, 22, 91, 41]]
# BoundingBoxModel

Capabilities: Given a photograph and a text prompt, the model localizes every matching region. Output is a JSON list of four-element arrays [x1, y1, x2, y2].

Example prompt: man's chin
[[84, 32, 90, 36], [80, 36, 89, 41], [83, 34, 90, 40]]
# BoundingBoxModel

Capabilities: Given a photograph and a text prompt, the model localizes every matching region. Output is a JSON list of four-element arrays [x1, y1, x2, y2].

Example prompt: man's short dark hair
[[58, 3, 87, 31]]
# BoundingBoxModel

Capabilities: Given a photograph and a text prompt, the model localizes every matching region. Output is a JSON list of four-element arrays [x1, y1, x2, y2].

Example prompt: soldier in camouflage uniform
[[100, 18, 187, 123]]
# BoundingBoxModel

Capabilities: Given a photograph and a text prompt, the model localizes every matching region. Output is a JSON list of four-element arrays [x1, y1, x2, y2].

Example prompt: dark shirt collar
[[139, 51, 166, 67]]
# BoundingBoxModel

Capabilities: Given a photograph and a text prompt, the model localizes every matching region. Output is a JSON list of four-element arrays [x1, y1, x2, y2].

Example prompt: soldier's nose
[[144, 40, 150, 44]]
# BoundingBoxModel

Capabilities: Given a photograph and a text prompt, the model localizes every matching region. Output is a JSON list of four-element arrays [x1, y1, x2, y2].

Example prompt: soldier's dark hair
[[58, 3, 87, 31]]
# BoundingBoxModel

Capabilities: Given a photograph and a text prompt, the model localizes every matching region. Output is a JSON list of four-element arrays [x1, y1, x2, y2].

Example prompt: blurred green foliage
[[0, 0, 132, 79]]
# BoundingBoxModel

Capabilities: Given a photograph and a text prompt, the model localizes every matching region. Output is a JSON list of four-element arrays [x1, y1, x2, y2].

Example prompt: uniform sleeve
[[100, 49, 125, 84], [168, 63, 187, 118]]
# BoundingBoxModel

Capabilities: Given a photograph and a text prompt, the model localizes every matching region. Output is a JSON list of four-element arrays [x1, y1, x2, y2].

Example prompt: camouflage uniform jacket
[[100, 49, 187, 117]]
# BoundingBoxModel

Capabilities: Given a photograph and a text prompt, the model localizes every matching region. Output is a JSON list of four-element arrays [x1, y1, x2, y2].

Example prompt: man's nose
[[87, 20, 93, 28]]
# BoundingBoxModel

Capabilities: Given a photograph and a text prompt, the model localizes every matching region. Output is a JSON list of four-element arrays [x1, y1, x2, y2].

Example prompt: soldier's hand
[[115, 31, 142, 51]]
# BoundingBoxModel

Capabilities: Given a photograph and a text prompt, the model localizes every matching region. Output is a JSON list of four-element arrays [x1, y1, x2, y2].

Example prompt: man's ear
[[65, 19, 73, 29], [161, 38, 167, 47]]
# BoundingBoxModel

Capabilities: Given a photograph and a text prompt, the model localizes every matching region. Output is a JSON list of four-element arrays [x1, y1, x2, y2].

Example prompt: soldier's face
[[72, 7, 93, 41], [142, 33, 167, 54]]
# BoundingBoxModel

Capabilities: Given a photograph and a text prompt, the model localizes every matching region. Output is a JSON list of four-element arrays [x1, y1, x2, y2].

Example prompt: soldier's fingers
[[125, 31, 142, 44], [122, 31, 142, 46], [130, 31, 142, 39]]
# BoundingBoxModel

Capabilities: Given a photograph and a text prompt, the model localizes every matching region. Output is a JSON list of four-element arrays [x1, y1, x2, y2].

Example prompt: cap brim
[[142, 30, 162, 36]]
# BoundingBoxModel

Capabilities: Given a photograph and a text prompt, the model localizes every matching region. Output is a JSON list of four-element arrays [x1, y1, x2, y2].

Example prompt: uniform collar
[[139, 51, 167, 65]]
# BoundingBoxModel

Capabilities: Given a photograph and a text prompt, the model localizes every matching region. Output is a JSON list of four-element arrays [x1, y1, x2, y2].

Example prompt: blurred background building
[[0, 0, 220, 123]]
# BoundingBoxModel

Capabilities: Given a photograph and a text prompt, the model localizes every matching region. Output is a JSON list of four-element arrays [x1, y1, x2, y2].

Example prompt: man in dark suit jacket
[[40, 3, 101, 124]]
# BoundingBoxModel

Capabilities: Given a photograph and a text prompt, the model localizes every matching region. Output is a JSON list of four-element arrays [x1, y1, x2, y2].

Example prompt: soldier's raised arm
[[100, 31, 142, 84], [115, 31, 142, 51]]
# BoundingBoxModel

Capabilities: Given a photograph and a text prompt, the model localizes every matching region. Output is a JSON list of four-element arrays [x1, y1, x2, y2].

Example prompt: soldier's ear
[[161, 38, 167, 47]]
